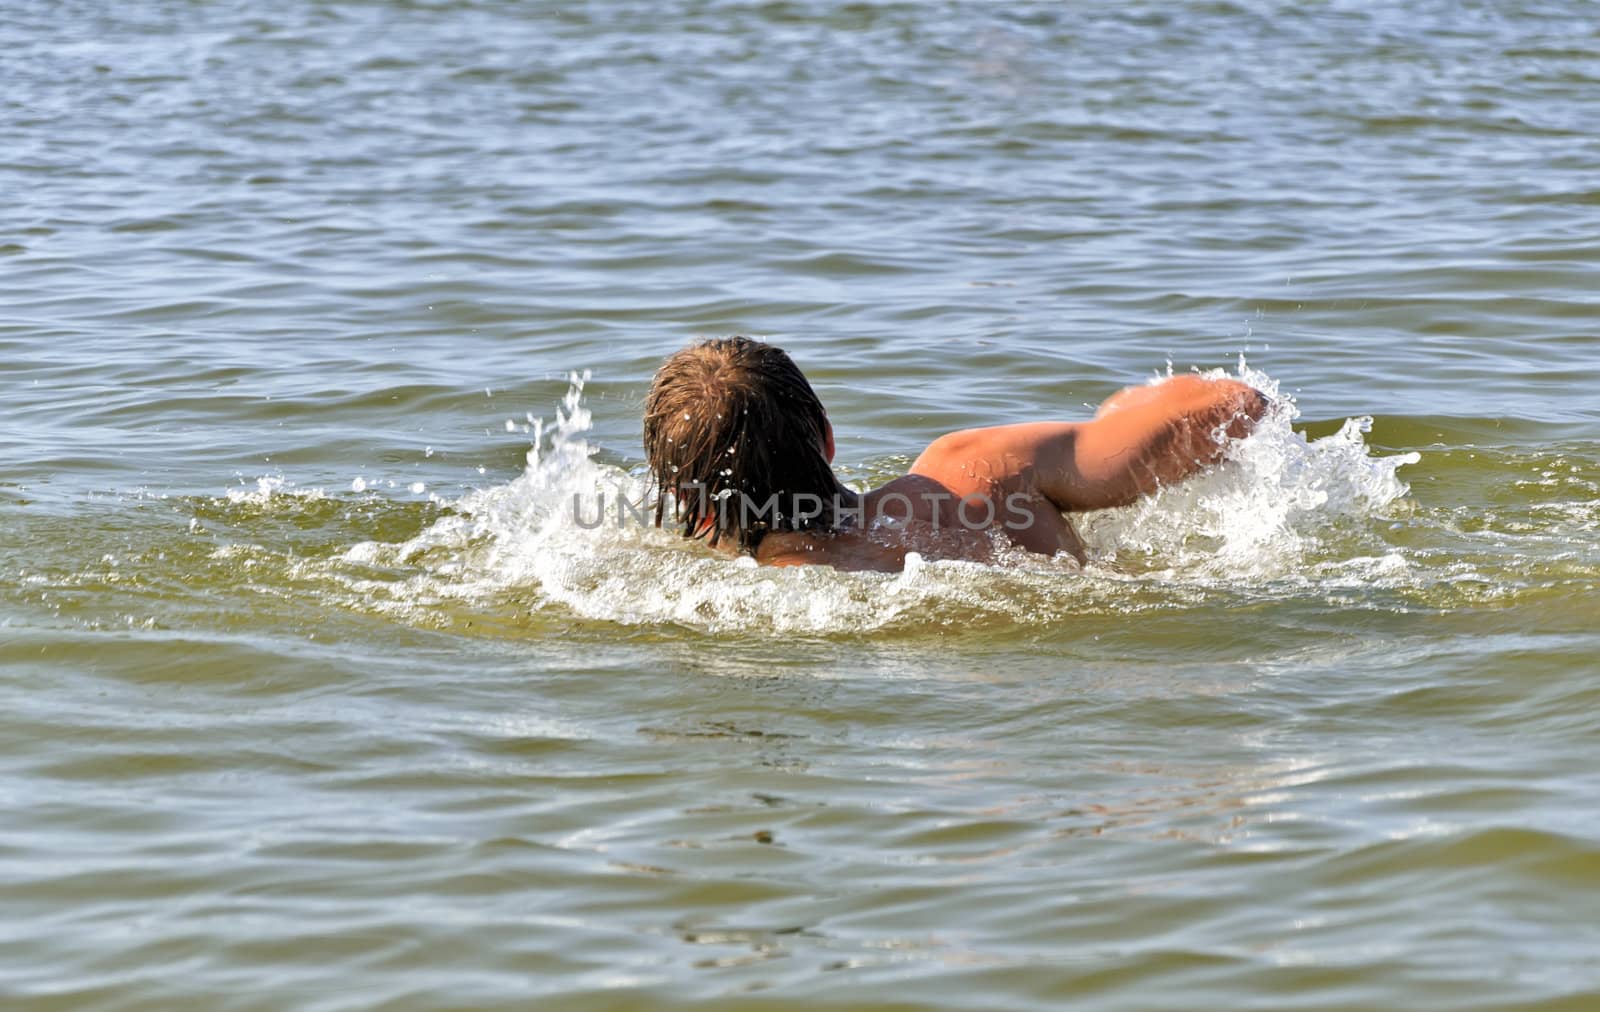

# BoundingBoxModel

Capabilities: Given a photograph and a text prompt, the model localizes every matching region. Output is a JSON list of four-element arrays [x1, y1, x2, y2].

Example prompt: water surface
[[3, 1, 1599, 1009]]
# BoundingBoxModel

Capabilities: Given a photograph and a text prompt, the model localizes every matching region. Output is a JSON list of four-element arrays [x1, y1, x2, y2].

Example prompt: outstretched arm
[[909, 374, 1267, 512], [1038, 374, 1267, 510]]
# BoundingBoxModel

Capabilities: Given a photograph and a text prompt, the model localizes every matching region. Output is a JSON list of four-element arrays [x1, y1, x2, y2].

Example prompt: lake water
[[4, 1, 1599, 1008]]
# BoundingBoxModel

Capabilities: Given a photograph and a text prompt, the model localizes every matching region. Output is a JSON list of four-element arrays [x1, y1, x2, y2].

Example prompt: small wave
[[335, 362, 1420, 635]]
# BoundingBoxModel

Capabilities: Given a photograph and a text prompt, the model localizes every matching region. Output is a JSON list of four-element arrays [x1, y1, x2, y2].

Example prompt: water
[[3, 1, 1599, 1008]]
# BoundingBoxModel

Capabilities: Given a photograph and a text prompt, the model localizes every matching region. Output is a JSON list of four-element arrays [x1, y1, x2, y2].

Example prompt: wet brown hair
[[644, 337, 843, 553]]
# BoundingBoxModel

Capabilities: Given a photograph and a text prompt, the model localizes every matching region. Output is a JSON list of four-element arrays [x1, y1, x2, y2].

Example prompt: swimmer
[[644, 337, 1267, 572]]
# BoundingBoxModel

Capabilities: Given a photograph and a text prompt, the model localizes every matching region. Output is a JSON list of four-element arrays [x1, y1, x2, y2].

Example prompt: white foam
[[225, 475, 330, 505], [1076, 359, 1421, 579], [339, 362, 1421, 634]]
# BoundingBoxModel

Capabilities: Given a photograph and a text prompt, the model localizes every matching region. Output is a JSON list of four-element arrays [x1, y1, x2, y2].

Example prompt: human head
[[643, 336, 840, 553]]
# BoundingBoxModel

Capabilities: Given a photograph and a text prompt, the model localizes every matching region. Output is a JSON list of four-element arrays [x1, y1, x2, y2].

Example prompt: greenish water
[[4, 1, 1599, 1009]]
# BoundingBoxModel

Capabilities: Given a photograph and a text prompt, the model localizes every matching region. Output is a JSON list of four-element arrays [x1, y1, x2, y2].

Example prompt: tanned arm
[[910, 374, 1268, 512]]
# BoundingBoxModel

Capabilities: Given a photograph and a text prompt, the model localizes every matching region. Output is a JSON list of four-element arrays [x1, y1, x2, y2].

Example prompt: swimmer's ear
[[823, 418, 835, 464]]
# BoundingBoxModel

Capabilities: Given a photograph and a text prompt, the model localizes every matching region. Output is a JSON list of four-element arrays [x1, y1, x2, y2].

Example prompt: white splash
[[340, 362, 1419, 634], [1077, 358, 1421, 578], [225, 475, 330, 505]]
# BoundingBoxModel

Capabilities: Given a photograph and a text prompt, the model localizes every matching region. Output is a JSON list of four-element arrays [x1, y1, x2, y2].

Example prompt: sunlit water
[[3, 2, 1599, 1009]]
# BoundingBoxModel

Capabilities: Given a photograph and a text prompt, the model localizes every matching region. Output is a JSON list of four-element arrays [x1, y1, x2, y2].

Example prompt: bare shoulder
[[909, 422, 1079, 495], [754, 529, 909, 573]]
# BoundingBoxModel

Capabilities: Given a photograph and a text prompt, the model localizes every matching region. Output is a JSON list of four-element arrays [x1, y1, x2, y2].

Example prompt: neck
[[831, 484, 861, 528], [686, 475, 859, 544]]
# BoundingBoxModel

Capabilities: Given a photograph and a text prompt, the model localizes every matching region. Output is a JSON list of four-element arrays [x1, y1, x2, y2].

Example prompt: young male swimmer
[[644, 337, 1267, 573]]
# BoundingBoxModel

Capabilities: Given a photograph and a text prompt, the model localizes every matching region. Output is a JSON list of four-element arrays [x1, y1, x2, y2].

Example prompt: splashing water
[[1078, 359, 1421, 579], [339, 362, 1419, 635]]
